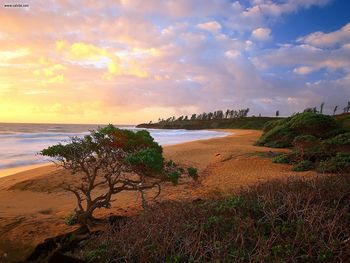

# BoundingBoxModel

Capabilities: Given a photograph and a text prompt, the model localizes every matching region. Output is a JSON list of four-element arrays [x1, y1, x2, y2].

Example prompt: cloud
[[293, 66, 315, 75], [0, 0, 348, 124], [251, 27, 272, 41], [298, 23, 350, 48], [197, 21, 222, 33]]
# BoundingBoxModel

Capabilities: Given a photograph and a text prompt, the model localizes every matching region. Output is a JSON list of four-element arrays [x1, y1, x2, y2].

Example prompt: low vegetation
[[41, 125, 196, 225], [80, 174, 350, 262], [138, 116, 281, 130], [257, 112, 350, 172]]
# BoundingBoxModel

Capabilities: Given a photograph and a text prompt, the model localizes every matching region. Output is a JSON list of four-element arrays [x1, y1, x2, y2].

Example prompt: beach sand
[[0, 129, 317, 261]]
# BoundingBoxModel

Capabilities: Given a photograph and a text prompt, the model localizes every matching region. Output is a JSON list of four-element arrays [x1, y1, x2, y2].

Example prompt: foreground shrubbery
[[81, 174, 350, 262], [258, 112, 350, 172]]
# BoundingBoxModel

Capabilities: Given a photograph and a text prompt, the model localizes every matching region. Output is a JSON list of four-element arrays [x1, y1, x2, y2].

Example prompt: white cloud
[[298, 23, 350, 48], [293, 66, 315, 75], [197, 21, 222, 33], [251, 27, 272, 41]]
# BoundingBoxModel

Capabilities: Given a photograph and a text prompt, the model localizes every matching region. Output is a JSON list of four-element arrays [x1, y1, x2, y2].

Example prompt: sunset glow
[[0, 0, 349, 124]]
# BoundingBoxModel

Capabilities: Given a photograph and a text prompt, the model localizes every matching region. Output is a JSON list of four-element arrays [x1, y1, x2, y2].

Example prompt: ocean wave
[[0, 125, 230, 170]]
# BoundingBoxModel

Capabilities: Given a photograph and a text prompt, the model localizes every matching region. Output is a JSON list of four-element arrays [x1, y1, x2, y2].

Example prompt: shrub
[[317, 154, 350, 173], [257, 112, 340, 148], [41, 125, 168, 225], [292, 160, 313, 172], [288, 112, 339, 138], [84, 174, 350, 262], [292, 135, 320, 160], [257, 125, 296, 148], [85, 245, 107, 262], [65, 213, 77, 226], [324, 132, 350, 146], [187, 167, 198, 180], [272, 153, 291, 164], [322, 132, 350, 155], [167, 171, 180, 185]]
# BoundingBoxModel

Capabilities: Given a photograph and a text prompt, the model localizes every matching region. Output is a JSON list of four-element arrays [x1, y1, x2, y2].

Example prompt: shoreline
[[0, 129, 234, 180], [0, 163, 50, 179]]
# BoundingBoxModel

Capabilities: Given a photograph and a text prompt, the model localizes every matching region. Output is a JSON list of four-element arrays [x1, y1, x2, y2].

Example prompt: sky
[[0, 0, 350, 124]]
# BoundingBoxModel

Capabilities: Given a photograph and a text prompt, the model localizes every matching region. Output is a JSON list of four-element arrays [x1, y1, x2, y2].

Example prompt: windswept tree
[[320, 102, 325, 114], [41, 125, 181, 225], [333, 105, 338, 116]]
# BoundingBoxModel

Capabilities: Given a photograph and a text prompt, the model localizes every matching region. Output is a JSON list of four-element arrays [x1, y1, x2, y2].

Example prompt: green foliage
[[292, 134, 318, 145], [257, 125, 296, 147], [292, 160, 313, 172], [65, 213, 77, 226], [88, 175, 350, 262], [335, 113, 350, 130], [125, 148, 164, 174], [85, 244, 107, 262], [272, 154, 291, 164], [324, 132, 350, 146], [41, 125, 169, 224], [138, 117, 282, 130], [257, 112, 340, 149], [288, 112, 339, 138], [317, 154, 350, 173], [187, 166, 198, 180], [167, 171, 180, 185]]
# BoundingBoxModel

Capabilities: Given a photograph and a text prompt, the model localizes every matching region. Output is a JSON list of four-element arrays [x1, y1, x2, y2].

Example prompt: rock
[[48, 252, 85, 263], [25, 226, 90, 262]]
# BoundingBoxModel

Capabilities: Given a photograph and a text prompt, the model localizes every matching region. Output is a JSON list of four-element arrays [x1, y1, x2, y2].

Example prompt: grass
[[81, 174, 350, 262]]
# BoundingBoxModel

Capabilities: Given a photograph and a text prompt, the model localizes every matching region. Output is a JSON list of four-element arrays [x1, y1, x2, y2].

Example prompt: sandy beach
[[0, 129, 317, 261]]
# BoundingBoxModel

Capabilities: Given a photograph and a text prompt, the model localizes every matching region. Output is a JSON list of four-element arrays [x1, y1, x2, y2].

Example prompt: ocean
[[0, 123, 230, 171]]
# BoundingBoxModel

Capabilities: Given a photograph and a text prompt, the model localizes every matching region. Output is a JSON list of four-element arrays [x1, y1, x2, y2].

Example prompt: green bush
[[324, 132, 350, 146], [65, 213, 77, 226], [257, 112, 340, 149], [167, 171, 180, 185], [263, 118, 290, 133], [187, 167, 198, 180], [317, 154, 350, 173], [257, 125, 296, 148], [85, 245, 107, 262], [272, 154, 291, 164], [125, 148, 164, 174], [41, 124, 168, 225], [288, 112, 339, 138], [293, 160, 313, 172]]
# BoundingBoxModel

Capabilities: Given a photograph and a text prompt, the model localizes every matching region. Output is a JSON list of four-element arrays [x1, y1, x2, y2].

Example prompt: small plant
[[317, 153, 350, 173], [187, 166, 198, 180], [65, 213, 77, 226], [85, 244, 107, 262], [292, 160, 313, 172], [167, 171, 180, 185], [272, 154, 290, 164]]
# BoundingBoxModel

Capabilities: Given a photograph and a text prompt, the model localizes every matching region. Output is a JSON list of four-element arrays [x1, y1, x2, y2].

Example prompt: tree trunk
[[76, 210, 94, 226]]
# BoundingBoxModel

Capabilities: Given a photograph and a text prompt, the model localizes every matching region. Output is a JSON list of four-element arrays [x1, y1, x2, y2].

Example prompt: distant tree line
[[303, 101, 350, 115], [154, 108, 250, 124]]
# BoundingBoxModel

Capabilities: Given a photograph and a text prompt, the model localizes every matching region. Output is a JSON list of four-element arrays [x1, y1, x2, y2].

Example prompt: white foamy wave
[[0, 123, 230, 170]]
